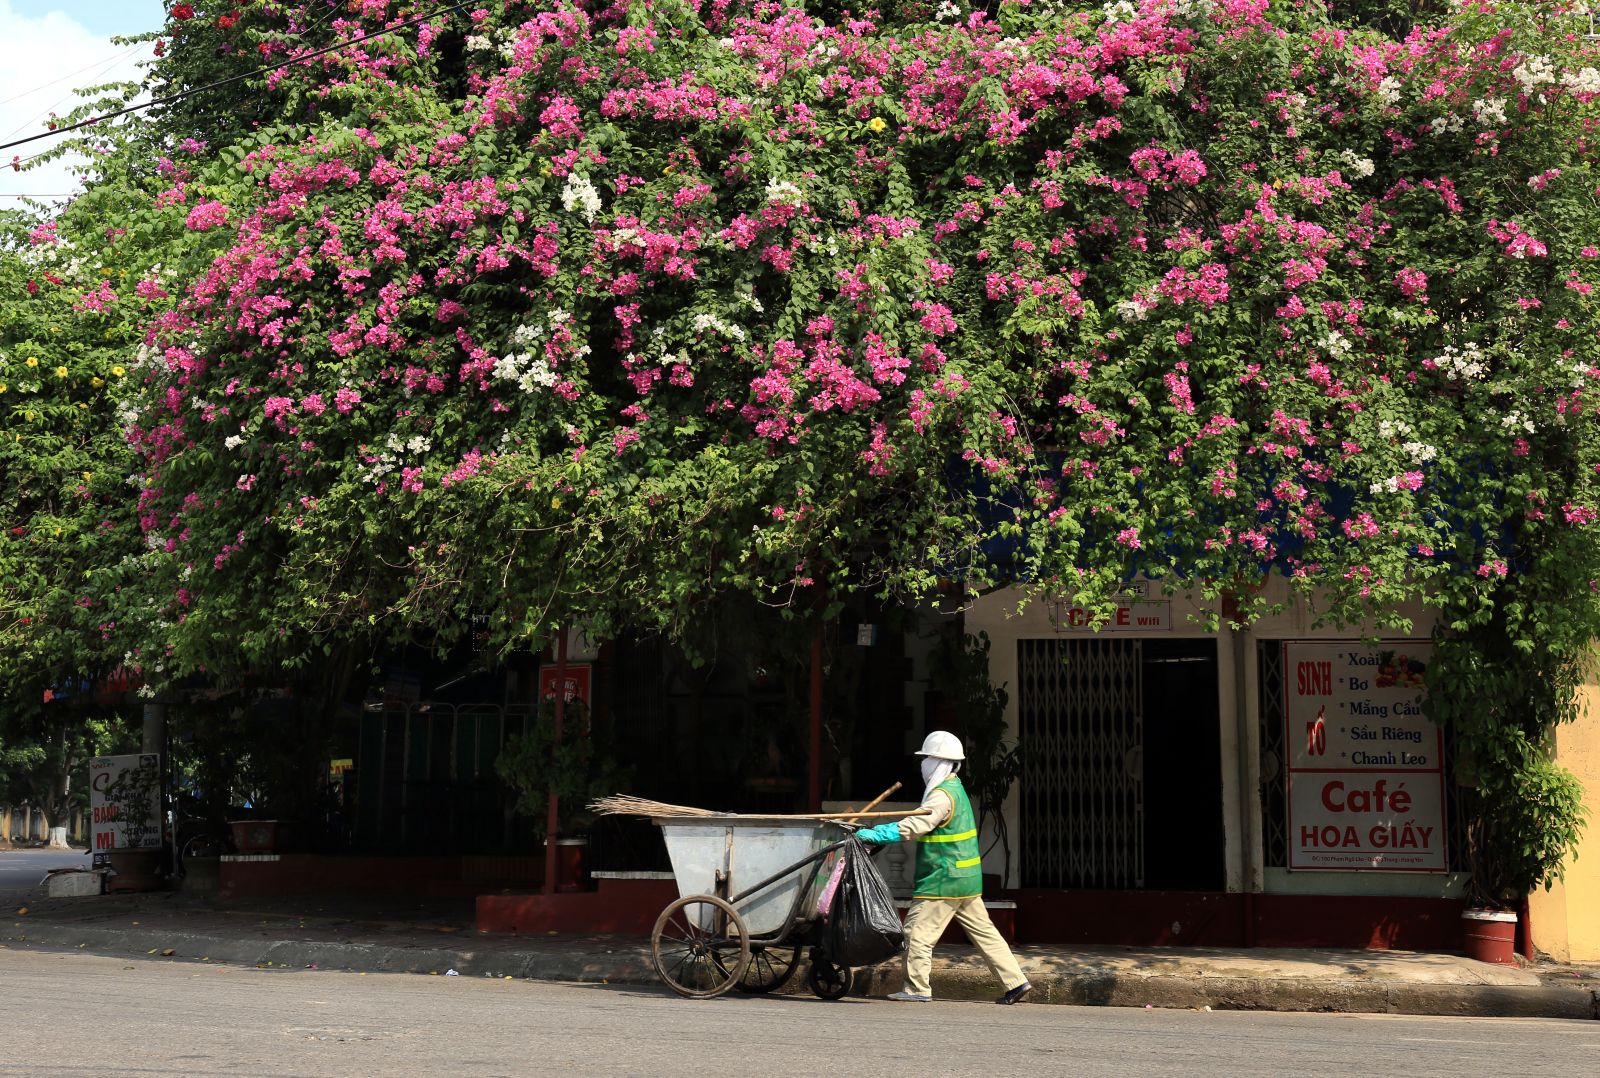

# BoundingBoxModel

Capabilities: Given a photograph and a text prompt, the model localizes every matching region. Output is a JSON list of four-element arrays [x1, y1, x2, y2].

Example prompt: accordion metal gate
[[1018, 638, 1145, 889]]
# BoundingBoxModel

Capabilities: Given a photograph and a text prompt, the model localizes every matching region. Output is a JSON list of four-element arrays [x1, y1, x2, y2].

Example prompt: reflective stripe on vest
[[917, 828, 978, 844], [912, 777, 983, 900]]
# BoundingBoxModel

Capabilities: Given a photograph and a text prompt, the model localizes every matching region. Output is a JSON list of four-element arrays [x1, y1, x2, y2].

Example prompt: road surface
[[0, 848, 90, 900], [2, 949, 1596, 1077]]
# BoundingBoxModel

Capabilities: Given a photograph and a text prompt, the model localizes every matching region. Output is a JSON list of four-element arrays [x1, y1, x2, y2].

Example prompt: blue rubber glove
[[856, 822, 903, 845]]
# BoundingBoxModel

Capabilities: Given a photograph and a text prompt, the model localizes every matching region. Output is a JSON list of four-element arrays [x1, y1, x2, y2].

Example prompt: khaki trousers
[[901, 896, 1027, 997]]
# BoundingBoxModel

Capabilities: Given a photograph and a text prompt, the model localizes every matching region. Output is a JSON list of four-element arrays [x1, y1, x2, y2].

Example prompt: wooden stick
[[834, 781, 901, 818], [652, 808, 931, 822], [856, 781, 902, 817], [819, 808, 930, 821]]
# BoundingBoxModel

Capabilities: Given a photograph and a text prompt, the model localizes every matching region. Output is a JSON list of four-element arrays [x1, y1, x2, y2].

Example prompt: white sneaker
[[887, 991, 933, 1002]]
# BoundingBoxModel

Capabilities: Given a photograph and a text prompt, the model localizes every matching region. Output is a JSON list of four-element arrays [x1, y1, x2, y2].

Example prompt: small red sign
[[538, 663, 592, 707]]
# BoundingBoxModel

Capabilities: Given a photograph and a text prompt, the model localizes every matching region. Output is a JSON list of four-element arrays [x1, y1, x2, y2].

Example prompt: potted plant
[[1424, 591, 1592, 965], [1454, 747, 1586, 964], [933, 629, 1024, 889], [495, 696, 627, 891]]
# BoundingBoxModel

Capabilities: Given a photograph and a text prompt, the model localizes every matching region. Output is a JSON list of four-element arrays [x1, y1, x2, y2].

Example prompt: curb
[[6, 924, 1596, 1020], [2, 923, 657, 984], [852, 964, 1600, 1021]]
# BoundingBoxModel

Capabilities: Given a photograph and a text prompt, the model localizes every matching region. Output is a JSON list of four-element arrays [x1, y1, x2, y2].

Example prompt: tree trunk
[[41, 720, 75, 835], [47, 825, 69, 849]]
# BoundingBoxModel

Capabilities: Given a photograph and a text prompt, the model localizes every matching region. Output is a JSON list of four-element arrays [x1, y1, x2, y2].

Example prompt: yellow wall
[[1530, 678, 1600, 963]]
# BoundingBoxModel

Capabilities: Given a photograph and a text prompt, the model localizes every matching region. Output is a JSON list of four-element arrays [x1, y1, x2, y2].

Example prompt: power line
[[0, 1, 473, 155], [0, 41, 148, 108], [2, 44, 151, 143]]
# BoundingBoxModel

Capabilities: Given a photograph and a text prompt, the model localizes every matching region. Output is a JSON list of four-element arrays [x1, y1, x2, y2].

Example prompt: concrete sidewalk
[[4, 878, 1597, 1021]]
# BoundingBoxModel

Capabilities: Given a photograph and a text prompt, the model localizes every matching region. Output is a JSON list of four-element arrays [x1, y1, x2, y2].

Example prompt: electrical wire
[[0, 0, 474, 155], [1, 44, 152, 143], [0, 41, 149, 108]]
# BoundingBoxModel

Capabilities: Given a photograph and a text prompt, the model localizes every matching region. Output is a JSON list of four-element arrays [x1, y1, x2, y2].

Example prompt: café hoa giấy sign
[[1283, 643, 1447, 872]]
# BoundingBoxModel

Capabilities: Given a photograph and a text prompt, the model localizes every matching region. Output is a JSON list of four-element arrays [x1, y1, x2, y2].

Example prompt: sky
[[0, 1, 169, 206]]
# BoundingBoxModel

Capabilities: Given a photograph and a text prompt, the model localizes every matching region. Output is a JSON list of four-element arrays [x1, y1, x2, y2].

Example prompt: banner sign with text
[[88, 754, 163, 852], [538, 663, 592, 707], [1053, 600, 1170, 632], [1283, 642, 1447, 872]]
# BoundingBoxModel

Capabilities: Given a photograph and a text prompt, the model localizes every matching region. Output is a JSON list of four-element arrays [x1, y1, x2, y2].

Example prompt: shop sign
[[1283, 642, 1447, 872], [538, 663, 592, 707], [1053, 600, 1170, 632], [88, 754, 163, 852]]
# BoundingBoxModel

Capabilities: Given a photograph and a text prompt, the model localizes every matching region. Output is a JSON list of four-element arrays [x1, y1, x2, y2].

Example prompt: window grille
[[1018, 638, 1145, 889]]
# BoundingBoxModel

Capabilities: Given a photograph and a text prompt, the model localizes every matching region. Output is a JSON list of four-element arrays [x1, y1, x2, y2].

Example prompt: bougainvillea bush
[[0, 199, 163, 700], [7, 1, 1600, 887], [115, 0, 1600, 639]]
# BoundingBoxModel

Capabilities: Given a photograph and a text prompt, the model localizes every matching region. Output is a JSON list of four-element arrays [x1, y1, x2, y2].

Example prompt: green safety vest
[[913, 777, 983, 900]]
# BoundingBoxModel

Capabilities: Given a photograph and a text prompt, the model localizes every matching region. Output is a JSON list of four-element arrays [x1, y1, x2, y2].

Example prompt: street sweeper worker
[[855, 730, 1033, 1004]]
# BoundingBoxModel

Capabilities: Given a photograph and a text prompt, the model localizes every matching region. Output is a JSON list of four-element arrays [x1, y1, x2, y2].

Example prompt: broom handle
[[856, 781, 902, 816], [819, 808, 930, 821], [667, 808, 930, 822]]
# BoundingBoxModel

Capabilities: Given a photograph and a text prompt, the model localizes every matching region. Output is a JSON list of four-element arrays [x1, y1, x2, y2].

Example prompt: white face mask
[[921, 756, 954, 798]]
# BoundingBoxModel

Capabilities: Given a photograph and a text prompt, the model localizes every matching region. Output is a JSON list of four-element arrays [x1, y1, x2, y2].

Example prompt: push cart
[[649, 816, 858, 999]]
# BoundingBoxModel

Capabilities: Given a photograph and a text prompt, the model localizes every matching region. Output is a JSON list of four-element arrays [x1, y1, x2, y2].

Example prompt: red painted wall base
[[479, 886, 1455, 949], [477, 878, 679, 935], [1015, 890, 1467, 951], [219, 854, 544, 900], [477, 886, 1001, 945], [221, 860, 1468, 953]]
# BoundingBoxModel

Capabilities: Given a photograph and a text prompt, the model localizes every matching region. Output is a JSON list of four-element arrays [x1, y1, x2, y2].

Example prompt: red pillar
[[808, 620, 823, 812], [543, 627, 569, 895]]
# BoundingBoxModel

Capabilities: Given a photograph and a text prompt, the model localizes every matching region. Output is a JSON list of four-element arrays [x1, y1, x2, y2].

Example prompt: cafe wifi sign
[[1052, 582, 1170, 632], [1282, 642, 1447, 872]]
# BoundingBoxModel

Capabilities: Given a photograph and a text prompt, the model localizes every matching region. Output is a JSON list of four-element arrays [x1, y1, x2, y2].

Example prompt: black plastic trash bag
[[827, 838, 906, 968]]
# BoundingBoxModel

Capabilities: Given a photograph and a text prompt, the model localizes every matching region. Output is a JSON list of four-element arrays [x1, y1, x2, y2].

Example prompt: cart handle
[[727, 836, 856, 907]]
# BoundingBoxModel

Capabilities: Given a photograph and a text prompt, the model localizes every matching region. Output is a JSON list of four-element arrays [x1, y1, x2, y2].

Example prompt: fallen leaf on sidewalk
[[15, 908, 26, 915], [161, 949, 175, 957], [147, 949, 157, 955]]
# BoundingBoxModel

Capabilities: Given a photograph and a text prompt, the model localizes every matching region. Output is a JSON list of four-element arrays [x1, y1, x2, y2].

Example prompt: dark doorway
[[1139, 639, 1224, 890], [1018, 636, 1224, 891]]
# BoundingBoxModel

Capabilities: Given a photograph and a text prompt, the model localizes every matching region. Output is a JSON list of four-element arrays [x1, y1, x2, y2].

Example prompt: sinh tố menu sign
[[1283, 642, 1447, 872]]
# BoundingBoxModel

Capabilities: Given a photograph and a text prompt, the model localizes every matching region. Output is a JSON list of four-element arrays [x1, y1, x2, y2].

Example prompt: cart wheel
[[736, 942, 803, 995], [806, 951, 853, 1000], [651, 895, 751, 999]]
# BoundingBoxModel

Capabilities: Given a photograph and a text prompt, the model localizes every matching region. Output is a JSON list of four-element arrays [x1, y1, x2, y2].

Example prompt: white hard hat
[[915, 730, 965, 761]]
